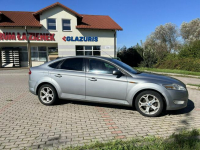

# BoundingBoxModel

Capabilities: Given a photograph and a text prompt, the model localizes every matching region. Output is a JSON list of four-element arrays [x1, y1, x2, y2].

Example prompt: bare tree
[[181, 18, 200, 42]]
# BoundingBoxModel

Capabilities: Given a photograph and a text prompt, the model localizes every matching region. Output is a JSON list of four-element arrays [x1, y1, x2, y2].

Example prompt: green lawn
[[136, 67, 200, 76], [65, 129, 200, 150]]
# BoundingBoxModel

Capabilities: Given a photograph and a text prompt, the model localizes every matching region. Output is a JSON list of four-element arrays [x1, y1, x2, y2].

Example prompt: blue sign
[[62, 36, 98, 42]]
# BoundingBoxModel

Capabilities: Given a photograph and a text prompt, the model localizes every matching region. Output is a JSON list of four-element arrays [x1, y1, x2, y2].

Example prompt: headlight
[[163, 84, 186, 91]]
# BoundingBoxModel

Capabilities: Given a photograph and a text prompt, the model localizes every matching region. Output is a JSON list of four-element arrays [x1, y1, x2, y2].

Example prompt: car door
[[86, 58, 128, 102], [50, 58, 86, 100]]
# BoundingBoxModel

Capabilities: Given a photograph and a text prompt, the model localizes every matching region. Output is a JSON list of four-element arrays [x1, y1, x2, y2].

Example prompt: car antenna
[[101, 49, 113, 59]]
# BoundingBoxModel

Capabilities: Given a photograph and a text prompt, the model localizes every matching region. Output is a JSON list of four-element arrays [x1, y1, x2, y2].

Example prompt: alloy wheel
[[138, 94, 160, 115], [40, 87, 54, 103]]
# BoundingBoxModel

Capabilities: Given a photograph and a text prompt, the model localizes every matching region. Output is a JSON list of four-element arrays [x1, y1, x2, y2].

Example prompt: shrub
[[179, 40, 200, 59], [155, 57, 200, 72]]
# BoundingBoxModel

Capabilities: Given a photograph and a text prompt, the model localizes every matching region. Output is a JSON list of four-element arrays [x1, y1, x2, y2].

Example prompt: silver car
[[29, 56, 188, 117]]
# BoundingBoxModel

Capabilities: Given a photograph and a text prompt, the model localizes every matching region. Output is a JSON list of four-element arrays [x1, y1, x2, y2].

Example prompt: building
[[0, 2, 122, 68]]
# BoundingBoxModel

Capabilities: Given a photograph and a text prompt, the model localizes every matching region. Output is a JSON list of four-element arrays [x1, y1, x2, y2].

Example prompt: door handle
[[89, 77, 97, 81], [55, 74, 62, 78]]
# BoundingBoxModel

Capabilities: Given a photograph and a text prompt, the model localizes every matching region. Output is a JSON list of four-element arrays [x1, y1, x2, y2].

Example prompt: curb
[[186, 85, 200, 90], [143, 70, 200, 78]]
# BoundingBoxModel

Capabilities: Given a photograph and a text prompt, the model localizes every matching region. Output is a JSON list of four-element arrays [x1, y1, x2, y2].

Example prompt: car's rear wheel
[[38, 84, 57, 105], [135, 90, 164, 117]]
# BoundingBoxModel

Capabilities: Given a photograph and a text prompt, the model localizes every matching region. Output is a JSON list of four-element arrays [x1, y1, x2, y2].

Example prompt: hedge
[[155, 58, 200, 72]]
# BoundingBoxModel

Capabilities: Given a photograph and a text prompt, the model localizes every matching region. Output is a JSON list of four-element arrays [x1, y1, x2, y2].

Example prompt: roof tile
[[33, 2, 82, 18], [0, 11, 42, 27], [77, 15, 122, 30], [0, 2, 122, 30]]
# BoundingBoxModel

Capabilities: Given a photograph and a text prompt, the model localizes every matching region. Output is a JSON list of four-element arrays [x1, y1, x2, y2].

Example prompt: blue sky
[[1, 0, 200, 48]]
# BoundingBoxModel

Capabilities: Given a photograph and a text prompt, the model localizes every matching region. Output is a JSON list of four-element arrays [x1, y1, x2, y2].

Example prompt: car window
[[60, 58, 84, 71], [110, 59, 140, 74], [49, 60, 63, 68], [89, 59, 117, 74]]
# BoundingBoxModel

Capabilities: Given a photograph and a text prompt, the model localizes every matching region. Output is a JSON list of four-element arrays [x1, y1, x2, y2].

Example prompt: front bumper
[[165, 89, 188, 110]]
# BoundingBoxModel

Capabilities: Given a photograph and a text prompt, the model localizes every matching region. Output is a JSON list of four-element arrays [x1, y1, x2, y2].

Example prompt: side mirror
[[113, 70, 122, 75]]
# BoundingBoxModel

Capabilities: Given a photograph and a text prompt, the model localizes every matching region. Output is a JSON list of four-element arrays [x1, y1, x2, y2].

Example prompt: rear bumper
[[29, 80, 37, 95], [166, 89, 188, 110]]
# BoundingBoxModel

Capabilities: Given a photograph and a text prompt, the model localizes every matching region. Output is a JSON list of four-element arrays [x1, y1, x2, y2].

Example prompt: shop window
[[76, 46, 101, 56], [19, 46, 28, 62], [62, 19, 71, 31], [31, 47, 47, 62], [48, 47, 58, 61], [47, 19, 56, 30]]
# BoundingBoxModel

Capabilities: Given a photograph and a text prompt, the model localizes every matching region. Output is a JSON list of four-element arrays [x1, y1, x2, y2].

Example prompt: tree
[[117, 46, 143, 67], [144, 23, 180, 59], [179, 40, 200, 58], [180, 18, 200, 42]]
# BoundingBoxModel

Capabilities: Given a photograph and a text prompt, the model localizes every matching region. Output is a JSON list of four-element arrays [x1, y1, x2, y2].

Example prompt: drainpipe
[[25, 26, 32, 67], [114, 30, 117, 58]]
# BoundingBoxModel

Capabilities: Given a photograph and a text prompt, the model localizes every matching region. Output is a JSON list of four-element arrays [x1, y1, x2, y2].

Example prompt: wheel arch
[[36, 82, 58, 96], [132, 89, 167, 110]]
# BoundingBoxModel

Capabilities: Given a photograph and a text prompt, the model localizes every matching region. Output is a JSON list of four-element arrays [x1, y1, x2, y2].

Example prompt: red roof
[[0, 2, 122, 30], [0, 11, 42, 27], [77, 15, 122, 30], [34, 2, 82, 18]]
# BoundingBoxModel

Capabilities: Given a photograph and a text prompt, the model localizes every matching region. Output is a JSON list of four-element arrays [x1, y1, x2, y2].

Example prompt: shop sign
[[0, 32, 55, 41], [62, 36, 98, 42]]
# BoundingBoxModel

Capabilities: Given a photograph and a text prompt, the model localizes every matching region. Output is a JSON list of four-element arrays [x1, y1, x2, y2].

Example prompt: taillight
[[29, 69, 31, 75]]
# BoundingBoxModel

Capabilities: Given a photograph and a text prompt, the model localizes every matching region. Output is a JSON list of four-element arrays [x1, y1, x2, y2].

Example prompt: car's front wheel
[[38, 84, 57, 105], [135, 90, 164, 117]]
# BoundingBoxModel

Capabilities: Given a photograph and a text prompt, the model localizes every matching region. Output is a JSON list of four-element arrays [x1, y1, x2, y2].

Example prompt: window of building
[[19, 46, 28, 62], [31, 47, 47, 62], [48, 47, 58, 61], [47, 19, 56, 30], [60, 58, 84, 71], [76, 46, 101, 56], [62, 19, 71, 31], [89, 59, 117, 74]]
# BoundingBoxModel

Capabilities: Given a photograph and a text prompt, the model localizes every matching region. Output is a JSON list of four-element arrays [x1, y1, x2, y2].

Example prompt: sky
[[1, 0, 200, 48]]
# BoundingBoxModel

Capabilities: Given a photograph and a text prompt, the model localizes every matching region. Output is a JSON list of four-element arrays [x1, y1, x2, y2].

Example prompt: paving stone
[[0, 69, 199, 149]]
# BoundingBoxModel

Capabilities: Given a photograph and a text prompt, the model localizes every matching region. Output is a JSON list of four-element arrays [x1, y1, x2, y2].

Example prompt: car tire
[[135, 90, 164, 117], [38, 84, 58, 106]]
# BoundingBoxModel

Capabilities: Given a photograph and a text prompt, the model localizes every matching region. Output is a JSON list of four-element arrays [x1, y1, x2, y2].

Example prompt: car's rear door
[[85, 58, 128, 102], [50, 58, 86, 100]]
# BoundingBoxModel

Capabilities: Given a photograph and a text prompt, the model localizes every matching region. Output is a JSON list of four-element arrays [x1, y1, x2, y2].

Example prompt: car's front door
[[86, 58, 128, 103], [50, 58, 86, 100]]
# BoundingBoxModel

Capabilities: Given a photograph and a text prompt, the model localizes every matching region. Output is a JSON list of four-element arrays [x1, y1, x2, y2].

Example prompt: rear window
[[49, 60, 63, 68]]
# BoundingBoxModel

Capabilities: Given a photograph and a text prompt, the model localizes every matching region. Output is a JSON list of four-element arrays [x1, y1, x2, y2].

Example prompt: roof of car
[[57, 56, 114, 60]]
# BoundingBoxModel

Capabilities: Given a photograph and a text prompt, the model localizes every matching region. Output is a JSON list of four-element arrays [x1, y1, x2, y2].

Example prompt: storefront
[[0, 2, 122, 67]]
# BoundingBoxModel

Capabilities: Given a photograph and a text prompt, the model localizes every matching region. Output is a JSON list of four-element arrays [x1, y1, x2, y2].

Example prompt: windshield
[[111, 59, 140, 74]]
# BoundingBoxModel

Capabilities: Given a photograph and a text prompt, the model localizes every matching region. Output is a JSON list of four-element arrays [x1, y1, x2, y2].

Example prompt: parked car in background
[[29, 56, 188, 117]]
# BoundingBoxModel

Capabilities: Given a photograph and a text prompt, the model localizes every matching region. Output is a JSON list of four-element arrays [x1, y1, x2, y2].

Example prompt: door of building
[[1, 47, 21, 68]]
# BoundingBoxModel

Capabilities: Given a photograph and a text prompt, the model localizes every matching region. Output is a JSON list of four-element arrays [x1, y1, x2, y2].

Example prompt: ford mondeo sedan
[[29, 56, 188, 117]]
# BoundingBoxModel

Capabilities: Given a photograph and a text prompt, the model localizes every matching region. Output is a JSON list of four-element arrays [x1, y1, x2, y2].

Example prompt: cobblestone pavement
[[0, 69, 200, 150]]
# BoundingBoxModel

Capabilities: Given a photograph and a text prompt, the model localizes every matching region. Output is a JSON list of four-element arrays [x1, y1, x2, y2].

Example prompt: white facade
[[0, 5, 118, 67]]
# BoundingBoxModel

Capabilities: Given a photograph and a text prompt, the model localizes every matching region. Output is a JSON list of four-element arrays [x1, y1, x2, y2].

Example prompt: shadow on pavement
[[165, 99, 195, 116], [56, 99, 195, 116], [56, 99, 135, 111]]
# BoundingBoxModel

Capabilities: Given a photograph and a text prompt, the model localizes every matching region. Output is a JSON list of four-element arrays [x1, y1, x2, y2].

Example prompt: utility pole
[[114, 30, 117, 58], [25, 26, 32, 67]]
